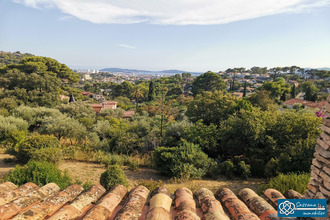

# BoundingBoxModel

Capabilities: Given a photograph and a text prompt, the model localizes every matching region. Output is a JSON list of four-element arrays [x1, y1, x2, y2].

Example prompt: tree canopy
[[191, 71, 226, 95]]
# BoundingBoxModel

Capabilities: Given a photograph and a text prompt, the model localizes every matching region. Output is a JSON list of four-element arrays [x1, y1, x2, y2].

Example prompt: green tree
[[148, 80, 156, 101], [113, 81, 134, 98], [41, 115, 87, 143], [261, 78, 291, 99], [57, 102, 95, 120], [131, 84, 147, 110], [191, 71, 226, 95], [304, 85, 319, 101], [153, 142, 216, 179], [243, 82, 247, 97], [186, 91, 250, 125], [182, 72, 192, 80], [0, 116, 28, 141], [291, 84, 296, 99]]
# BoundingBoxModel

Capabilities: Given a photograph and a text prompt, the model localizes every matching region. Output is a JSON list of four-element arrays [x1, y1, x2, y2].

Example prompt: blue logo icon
[[278, 199, 327, 217]]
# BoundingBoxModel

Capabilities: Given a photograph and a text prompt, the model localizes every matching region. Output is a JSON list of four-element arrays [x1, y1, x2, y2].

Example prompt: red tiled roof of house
[[123, 111, 135, 118], [0, 181, 303, 220], [81, 92, 94, 96], [89, 104, 103, 113], [232, 92, 243, 98], [283, 99, 326, 109]]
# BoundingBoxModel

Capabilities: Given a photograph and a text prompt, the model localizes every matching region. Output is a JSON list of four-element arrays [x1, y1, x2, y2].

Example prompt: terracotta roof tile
[[48, 184, 105, 220], [11, 184, 83, 220], [83, 184, 127, 220], [146, 187, 172, 220], [195, 188, 229, 220], [0, 183, 39, 206], [0, 183, 60, 220], [0, 182, 304, 220], [174, 187, 200, 220], [0, 182, 17, 193], [283, 99, 326, 109], [114, 185, 149, 220], [216, 188, 259, 220], [238, 188, 276, 220], [263, 189, 285, 208]]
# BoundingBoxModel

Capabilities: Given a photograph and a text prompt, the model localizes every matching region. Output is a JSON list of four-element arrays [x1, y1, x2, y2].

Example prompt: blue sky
[[1, 0, 330, 72]]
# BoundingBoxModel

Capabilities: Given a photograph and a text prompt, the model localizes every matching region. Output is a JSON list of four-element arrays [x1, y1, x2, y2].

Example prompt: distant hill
[[317, 67, 330, 71], [100, 67, 201, 75], [0, 51, 34, 67], [305, 67, 330, 71]]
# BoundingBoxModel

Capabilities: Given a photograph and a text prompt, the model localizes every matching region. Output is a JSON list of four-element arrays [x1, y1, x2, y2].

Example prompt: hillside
[[0, 51, 34, 67]]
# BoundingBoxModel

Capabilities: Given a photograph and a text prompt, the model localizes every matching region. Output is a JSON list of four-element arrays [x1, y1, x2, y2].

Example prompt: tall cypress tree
[[291, 84, 296, 99], [148, 80, 155, 101], [243, 81, 247, 97]]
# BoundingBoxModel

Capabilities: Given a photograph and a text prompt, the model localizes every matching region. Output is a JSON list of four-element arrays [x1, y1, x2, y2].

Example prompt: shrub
[[30, 147, 64, 164], [13, 134, 61, 163], [137, 179, 163, 191], [128, 160, 139, 171], [153, 142, 216, 179], [100, 165, 128, 190], [235, 161, 251, 180], [265, 158, 279, 178], [0, 116, 28, 141], [5, 160, 72, 189], [219, 160, 234, 178], [83, 181, 94, 191], [259, 173, 310, 195]]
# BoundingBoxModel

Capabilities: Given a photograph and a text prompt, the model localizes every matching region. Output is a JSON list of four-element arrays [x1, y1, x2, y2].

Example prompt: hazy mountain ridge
[[99, 68, 201, 75]]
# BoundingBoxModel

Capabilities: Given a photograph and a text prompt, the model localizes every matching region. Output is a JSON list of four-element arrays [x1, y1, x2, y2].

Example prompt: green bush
[[100, 165, 128, 190], [265, 158, 279, 178], [83, 181, 94, 191], [235, 161, 251, 180], [30, 147, 64, 164], [11, 134, 60, 163], [5, 160, 72, 189], [259, 173, 310, 195], [153, 142, 216, 179], [137, 179, 163, 191], [219, 160, 234, 178]]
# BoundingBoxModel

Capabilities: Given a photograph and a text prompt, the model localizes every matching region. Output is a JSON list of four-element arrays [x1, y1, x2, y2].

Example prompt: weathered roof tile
[[0, 182, 17, 194], [83, 184, 127, 220], [114, 185, 149, 220], [0, 183, 60, 220], [48, 184, 105, 220], [0, 182, 313, 220], [175, 187, 200, 220], [0, 183, 39, 206], [146, 187, 172, 220], [217, 188, 259, 220], [11, 184, 83, 220], [195, 188, 229, 220]]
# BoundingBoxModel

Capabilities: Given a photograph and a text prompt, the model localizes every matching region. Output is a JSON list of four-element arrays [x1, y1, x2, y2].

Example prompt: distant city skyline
[[1, 0, 330, 72]]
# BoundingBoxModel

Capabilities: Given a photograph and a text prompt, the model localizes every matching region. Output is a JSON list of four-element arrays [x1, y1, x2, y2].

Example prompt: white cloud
[[118, 44, 136, 49], [13, 0, 330, 25]]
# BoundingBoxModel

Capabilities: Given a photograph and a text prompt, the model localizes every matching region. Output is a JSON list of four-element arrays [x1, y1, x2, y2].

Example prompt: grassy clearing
[[1, 150, 265, 193]]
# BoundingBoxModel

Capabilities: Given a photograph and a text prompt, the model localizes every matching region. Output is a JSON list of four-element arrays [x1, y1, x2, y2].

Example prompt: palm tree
[[131, 85, 145, 110]]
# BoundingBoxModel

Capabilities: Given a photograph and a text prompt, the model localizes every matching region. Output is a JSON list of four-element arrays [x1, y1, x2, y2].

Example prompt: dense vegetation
[[0, 52, 326, 187]]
